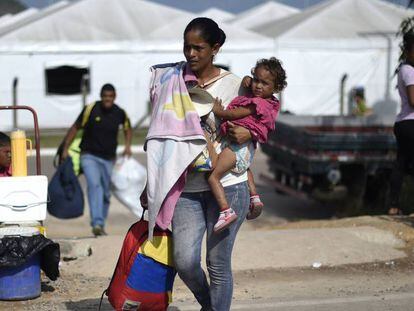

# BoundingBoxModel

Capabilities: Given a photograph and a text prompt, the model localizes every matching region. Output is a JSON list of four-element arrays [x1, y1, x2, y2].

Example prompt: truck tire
[[363, 169, 390, 215], [336, 164, 367, 216]]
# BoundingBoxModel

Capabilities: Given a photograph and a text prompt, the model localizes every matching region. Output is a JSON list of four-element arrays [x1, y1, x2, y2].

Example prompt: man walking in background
[[62, 84, 132, 236]]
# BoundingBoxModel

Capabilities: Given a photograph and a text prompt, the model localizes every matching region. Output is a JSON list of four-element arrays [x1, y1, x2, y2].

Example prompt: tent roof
[[0, 1, 69, 36], [200, 7, 235, 22], [0, 8, 38, 29], [0, 13, 12, 26], [0, 0, 26, 17], [0, 0, 192, 41], [229, 1, 299, 30], [253, 0, 413, 39], [147, 14, 272, 49]]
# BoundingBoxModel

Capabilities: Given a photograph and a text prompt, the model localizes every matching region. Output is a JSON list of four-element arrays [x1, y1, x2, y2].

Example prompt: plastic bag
[[111, 157, 146, 218], [0, 234, 60, 281]]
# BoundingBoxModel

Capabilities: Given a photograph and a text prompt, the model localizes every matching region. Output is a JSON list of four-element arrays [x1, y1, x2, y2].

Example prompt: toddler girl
[[208, 57, 287, 233]]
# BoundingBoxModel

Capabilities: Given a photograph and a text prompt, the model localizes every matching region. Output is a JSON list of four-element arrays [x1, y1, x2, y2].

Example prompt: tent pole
[[340, 73, 348, 116], [385, 36, 392, 101], [12, 77, 18, 129], [358, 32, 395, 101], [81, 74, 89, 107]]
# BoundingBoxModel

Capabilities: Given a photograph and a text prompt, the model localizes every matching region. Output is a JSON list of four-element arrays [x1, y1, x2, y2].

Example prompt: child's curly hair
[[0, 132, 10, 148], [252, 57, 287, 93]]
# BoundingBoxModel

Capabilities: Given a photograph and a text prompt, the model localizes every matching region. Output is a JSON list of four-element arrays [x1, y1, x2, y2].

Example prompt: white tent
[[0, 8, 39, 30], [200, 7, 235, 22], [252, 0, 412, 116], [229, 1, 299, 30], [0, 14, 13, 27], [0, 1, 69, 36], [0, 0, 272, 130]]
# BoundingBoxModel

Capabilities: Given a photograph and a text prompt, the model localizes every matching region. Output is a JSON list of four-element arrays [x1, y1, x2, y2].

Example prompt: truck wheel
[[336, 165, 367, 217], [363, 169, 390, 215]]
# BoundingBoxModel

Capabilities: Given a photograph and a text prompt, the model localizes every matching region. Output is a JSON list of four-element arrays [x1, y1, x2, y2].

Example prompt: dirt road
[[1, 150, 412, 310]]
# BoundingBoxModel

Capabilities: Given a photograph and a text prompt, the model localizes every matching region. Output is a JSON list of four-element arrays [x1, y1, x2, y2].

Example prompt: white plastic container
[[0, 176, 48, 222]]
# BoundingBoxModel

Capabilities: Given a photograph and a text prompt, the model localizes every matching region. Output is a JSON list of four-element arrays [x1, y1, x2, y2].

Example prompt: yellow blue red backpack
[[104, 219, 175, 311]]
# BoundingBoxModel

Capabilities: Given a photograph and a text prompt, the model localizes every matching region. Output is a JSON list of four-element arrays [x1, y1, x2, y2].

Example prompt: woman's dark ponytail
[[184, 17, 226, 47], [218, 28, 226, 47], [397, 18, 414, 72]]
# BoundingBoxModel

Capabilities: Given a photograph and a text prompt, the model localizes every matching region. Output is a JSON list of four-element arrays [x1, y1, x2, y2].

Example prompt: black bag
[[0, 234, 60, 281], [47, 157, 84, 219]]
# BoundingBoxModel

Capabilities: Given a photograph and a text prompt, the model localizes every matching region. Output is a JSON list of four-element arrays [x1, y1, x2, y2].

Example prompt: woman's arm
[[227, 122, 253, 144], [213, 98, 255, 120], [407, 85, 414, 108]]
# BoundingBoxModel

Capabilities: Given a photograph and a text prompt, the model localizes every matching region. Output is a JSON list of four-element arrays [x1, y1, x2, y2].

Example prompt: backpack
[[105, 219, 175, 311], [55, 103, 95, 175], [47, 157, 84, 219]]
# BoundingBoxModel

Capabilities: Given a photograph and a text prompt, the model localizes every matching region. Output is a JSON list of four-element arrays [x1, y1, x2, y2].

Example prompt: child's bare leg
[[246, 168, 264, 220], [208, 147, 236, 211], [247, 169, 257, 195]]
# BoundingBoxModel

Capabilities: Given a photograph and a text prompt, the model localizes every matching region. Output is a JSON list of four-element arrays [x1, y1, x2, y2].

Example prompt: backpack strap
[[199, 71, 231, 89], [81, 102, 96, 128]]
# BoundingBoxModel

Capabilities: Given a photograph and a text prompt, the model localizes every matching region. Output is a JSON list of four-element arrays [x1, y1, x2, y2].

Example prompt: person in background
[[62, 84, 132, 236], [0, 132, 11, 177], [389, 32, 414, 216], [351, 87, 370, 117]]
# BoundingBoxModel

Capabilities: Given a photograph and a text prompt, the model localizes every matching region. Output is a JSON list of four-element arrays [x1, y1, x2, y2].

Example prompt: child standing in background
[[0, 132, 12, 177]]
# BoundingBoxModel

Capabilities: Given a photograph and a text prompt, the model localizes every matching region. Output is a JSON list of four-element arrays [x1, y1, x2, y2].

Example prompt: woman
[[389, 31, 414, 215], [172, 18, 251, 310]]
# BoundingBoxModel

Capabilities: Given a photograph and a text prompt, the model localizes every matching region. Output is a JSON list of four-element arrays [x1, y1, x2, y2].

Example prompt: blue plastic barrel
[[0, 254, 41, 301]]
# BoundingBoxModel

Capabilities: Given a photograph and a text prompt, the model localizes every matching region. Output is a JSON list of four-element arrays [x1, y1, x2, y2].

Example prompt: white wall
[[0, 49, 270, 130], [275, 38, 400, 116]]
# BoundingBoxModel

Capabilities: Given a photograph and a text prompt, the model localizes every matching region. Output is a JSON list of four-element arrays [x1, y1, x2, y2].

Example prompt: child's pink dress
[[220, 95, 280, 143], [219, 95, 280, 173]]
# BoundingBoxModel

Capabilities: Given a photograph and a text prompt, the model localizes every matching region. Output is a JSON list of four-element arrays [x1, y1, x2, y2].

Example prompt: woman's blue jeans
[[172, 182, 249, 311], [80, 154, 113, 228]]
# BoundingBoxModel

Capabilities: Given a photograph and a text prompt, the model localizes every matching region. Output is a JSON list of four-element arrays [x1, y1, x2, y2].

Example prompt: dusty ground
[[2, 247, 414, 310], [1, 151, 414, 310]]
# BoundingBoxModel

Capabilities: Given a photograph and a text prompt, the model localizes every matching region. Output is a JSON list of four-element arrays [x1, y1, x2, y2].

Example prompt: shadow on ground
[[64, 299, 184, 310], [65, 298, 111, 311], [256, 184, 336, 222]]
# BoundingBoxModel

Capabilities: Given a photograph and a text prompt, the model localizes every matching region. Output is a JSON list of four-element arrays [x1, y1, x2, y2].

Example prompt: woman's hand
[[227, 122, 252, 144], [140, 186, 148, 209], [212, 98, 224, 116], [242, 76, 252, 89]]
